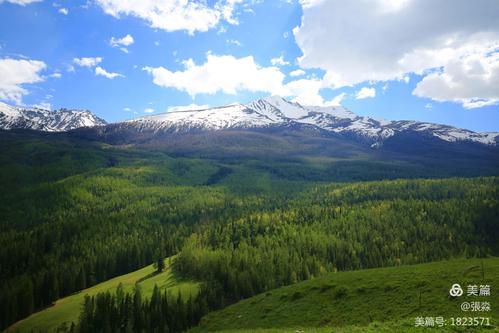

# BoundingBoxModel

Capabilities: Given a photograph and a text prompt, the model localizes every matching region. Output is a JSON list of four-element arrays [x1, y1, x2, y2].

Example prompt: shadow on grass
[[136, 270, 162, 283]]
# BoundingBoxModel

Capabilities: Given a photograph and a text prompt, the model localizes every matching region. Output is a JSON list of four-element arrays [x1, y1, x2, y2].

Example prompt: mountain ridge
[[123, 96, 499, 146], [1, 97, 498, 146], [0, 102, 107, 132]]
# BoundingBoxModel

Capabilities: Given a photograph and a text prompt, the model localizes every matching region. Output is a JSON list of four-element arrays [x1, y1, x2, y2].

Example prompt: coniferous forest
[[0, 131, 498, 332]]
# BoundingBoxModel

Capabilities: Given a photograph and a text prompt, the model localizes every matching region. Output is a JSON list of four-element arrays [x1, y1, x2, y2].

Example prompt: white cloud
[[50, 72, 62, 78], [285, 78, 323, 105], [58, 7, 68, 15], [413, 52, 499, 109], [144, 107, 155, 113], [226, 39, 242, 46], [34, 102, 51, 110], [73, 57, 102, 68], [425, 103, 433, 110], [289, 69, 305, 77], [110, 34, 134, 47], [294, 0, 499, 108], [0, 0, 41, 5], [95, 66, 124, 79], [143, 53, 364, 107], [285, 80, 350, 107], [355, 87, 376, 100], [168, 103, 209, 112], [110, 34, 134, 53], [143, 54, 287, 97], [123, 107, 132, 112], [326, 92, 347, 107], [271, 55, 290, 66], [0, 58, 46, 104], [95, 0, 244, 35]]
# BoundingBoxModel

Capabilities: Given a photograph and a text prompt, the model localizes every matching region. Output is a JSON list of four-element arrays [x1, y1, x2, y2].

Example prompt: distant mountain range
[[0, 102, 107, 132], [1, 97, 498, 147]]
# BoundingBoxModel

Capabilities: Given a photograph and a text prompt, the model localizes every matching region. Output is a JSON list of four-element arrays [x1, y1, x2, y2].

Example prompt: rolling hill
[[191, 257, 499, 332]]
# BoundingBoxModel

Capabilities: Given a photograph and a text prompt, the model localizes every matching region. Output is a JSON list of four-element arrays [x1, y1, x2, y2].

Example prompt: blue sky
[[0, 0, 498, 132]]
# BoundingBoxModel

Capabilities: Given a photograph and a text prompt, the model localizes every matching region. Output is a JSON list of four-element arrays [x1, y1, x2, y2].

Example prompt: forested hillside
[[172, 178, 499, 310], [1, 131, 498, 331], [9, 258, 198, 333]]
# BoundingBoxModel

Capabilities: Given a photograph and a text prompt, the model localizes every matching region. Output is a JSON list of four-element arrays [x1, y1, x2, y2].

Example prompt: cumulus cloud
[[58, 7, 68, 15], [168, 103, 209, 112], [0, 58, 46, 104], [285, 78, 324, 105], [95, 0, 244, 35], [294, 0, 499, 108], [413, 52, 499, 109], [0, 0, 41, 5], [110, 34, 134, 53], [143, 54, 287, 97], [271, 56, 290, 66], [289, 69, 305, 77], [355, 87, 376, 100], [144, 108, 155, 113], [143, 54, 349, 107], [143, 54, 354, 107], [110, 34, 134, 47], [95, 66, 124, 79], [73, 57, 102, 68], [326, 92, 347, 107]]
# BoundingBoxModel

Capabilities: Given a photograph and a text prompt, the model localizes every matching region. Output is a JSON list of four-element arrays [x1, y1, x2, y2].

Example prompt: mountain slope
[[7, 257, 198, 333], [0, 102, 106, 132], [190, 257, 499, 332], [116, 96, 498, 146], [2, 97, 497, 146]]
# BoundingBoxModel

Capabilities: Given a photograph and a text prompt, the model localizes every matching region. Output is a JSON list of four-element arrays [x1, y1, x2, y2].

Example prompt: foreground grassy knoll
[[204, 320, 497, 333], [8, 258, 198, 333], [191, 258, 499, 332]]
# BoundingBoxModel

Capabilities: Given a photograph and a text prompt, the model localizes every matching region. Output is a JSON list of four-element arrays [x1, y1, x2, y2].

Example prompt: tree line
[[74, 284, 206, 333]]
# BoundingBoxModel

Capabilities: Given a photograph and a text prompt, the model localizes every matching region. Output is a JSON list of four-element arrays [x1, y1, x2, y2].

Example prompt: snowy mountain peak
[[123, 97, 498, 146], [2, 98, 497, 146], [127, 103, 274, 131], [246, 96, 310, 120], [0, 102, 107, 132]]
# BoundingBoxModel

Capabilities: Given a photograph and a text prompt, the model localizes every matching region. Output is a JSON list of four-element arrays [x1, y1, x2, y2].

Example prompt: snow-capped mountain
[[2, 97, 497, 146], [0, 102, 107, 132], [124, 96, 499, 146]]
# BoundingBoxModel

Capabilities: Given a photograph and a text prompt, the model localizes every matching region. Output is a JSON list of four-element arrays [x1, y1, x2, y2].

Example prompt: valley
[[0, 99, 498, 332]]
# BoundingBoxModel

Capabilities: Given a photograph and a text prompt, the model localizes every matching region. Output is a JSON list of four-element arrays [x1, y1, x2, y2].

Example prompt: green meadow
[[192, 258, 499, 332], [8, 258, 198, 333]]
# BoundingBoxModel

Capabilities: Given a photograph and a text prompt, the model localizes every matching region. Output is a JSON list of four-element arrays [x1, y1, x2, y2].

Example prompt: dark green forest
[[0, 131, 498, 331], [76, 284, 206, 333]]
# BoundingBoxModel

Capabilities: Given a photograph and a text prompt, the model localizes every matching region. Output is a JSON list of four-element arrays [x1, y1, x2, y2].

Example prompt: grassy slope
[[205, 320, 497, 333], [8, 259, 198, 333], [192, 258, 499, 332]]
